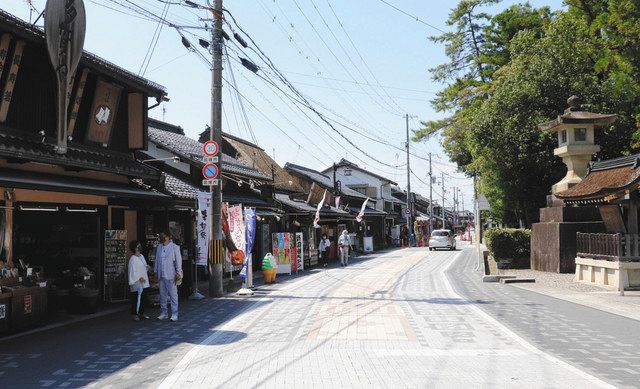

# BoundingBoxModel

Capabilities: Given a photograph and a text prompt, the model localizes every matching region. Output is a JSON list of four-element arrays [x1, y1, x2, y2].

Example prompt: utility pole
[[428, 152, 433, 234], [208, 0, 224, 297], [405, 114, 412, 246], [441, 172, 445, 229], [453, 186, 457, 232]]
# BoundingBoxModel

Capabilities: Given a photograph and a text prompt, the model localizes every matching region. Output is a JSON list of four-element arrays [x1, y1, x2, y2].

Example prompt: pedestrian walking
[[128, 240, 149, 321], [338, 230, 351, 267], [154, 231, 183, 322], [318, 234, 331, 267]]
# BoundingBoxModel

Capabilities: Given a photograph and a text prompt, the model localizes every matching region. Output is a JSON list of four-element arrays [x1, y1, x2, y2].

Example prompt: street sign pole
[[208, 0, 224, 298]]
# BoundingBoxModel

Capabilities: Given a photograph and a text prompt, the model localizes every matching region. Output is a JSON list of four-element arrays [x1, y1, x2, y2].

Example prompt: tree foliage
[[415, 0, 640, 226]]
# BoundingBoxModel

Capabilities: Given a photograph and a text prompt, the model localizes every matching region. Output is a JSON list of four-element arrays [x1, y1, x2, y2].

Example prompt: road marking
[[442, 248, 616, 389]]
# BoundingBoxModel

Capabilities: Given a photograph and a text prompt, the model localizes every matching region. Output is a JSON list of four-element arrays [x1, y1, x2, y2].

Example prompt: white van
[[428, 229, 456, 251]]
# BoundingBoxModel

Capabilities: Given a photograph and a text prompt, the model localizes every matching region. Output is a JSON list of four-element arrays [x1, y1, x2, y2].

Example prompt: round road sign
[[202, 163, 219, 179], [203, 140, 219, 157]]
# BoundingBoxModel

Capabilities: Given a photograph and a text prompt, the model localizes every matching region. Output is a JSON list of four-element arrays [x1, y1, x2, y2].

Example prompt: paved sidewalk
[[500, 265, 640, 322], [451, 244, 640, 389]]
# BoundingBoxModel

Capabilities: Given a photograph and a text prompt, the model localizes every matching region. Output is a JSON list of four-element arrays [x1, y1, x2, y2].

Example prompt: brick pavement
[[154, 248, 610, 389], [0, 246, 623, 388]]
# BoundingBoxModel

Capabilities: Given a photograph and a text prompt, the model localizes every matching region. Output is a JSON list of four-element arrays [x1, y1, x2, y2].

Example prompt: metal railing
[[576, 233, 640, 261]]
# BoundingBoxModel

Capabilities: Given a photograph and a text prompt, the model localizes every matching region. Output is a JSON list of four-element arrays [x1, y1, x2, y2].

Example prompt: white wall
[[329, 166, 396, 211]]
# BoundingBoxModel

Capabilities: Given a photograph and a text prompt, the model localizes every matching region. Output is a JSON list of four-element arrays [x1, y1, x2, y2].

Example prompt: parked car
[[428, 229, 456, 251]]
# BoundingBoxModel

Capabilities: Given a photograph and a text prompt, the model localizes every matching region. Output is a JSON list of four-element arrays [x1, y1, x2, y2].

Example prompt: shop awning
[[255, 210, 283, 217], [348, 206, 387, 217], [0, 169, 171, 200]]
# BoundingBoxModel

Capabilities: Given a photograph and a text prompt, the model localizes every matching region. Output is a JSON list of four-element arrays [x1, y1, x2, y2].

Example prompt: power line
[[223, 9, 406, 170], [289, 0, 403, 117], [376, 0, 447, 33], [138, 0, 171, 75], [254, 0, 402, 135]]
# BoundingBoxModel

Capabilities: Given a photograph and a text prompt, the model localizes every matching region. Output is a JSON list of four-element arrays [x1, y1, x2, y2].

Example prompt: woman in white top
[[128, 240, 150, 321], [318, 234, 331, 267]]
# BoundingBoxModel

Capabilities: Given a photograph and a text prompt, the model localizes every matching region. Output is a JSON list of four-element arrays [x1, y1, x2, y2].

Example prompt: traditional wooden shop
[[0, 9, 168, 333]]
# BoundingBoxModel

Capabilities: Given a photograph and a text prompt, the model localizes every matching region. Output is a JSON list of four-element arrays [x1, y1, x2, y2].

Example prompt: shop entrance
[[13, 206, 102, 297]]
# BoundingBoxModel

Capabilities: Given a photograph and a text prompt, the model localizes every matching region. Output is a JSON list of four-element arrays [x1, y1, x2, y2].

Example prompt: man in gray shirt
[[154, 231, 183, 322]]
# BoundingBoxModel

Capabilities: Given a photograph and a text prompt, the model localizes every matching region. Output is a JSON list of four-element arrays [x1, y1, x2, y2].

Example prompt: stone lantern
[[539, 96, 616, 194]]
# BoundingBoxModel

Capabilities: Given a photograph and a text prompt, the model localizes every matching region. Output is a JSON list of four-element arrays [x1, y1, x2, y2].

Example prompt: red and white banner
[[313, 189, 327, 228], [227, 204, 245, 267], [356, 197, 370, 223]]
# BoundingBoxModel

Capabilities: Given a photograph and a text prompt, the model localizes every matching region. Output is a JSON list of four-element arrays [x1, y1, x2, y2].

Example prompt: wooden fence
[[576, 233, 640, 261]]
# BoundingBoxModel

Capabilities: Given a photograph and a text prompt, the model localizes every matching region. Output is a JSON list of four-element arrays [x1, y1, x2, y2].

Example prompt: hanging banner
[[335, 196, 341, 209], [196, 191, 211, 266], [313, 189, 327, 228], [225, 204, 245, 267], [240, 208, 256, 279], [356, 197, 370, 223]]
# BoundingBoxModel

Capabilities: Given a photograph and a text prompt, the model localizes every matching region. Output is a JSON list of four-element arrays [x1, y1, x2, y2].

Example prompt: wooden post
[[4, 199, 13, 268], [627, 196, 638, 234]]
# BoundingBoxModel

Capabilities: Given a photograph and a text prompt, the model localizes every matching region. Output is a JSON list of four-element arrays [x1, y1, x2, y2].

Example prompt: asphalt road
[[1, 244, 637, 388]]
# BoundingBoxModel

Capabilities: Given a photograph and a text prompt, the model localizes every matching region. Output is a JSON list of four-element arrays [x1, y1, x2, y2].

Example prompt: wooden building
[[0, 9, 170, 310]]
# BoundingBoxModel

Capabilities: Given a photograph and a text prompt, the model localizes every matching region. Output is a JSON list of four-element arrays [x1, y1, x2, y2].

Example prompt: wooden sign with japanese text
[[85, 79, 122, 146]]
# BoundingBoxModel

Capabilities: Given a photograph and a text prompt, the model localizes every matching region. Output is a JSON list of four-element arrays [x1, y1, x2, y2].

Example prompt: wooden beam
[[127, 93, 144, 149], [0, 34, 12, 83], [13, 189, 108, 205], [628, 196, 638, 235], [0, 40, 25, 123], [67, 68, 89, 137]]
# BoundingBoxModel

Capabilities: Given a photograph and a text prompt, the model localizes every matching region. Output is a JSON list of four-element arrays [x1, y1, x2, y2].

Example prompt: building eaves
[[0, 9, 166, 99]]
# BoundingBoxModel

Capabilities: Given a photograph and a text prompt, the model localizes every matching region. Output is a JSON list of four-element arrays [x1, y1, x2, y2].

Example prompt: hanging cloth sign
[[313, 189, 327, 228], [356, 197, 370, 223], [196, 191, 211, 266]]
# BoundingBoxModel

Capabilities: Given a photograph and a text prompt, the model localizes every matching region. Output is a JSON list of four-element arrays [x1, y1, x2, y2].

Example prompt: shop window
[[575, 128, 587, 142]]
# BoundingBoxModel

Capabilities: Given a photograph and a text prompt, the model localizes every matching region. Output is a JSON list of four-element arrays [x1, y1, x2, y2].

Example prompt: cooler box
[[0, 288, 11, 334], [6, 285, 48, 331]]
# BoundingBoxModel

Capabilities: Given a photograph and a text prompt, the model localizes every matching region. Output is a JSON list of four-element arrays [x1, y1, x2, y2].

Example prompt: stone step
[[500, 278, 536, 284], [482, 275, 516, 283]]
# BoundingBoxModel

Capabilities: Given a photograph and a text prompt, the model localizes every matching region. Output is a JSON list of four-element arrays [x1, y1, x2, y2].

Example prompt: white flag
[[356, 197, 369, 223], [313, 189, 327, 228]]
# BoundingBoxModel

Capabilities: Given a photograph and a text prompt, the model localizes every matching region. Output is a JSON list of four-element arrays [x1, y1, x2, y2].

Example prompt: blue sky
[[3, 0, 564, 211]]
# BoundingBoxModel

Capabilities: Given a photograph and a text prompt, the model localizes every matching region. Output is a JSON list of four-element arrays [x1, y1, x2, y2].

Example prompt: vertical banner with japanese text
[[227, 204, 245, 270], [196, 191, 211, 266]]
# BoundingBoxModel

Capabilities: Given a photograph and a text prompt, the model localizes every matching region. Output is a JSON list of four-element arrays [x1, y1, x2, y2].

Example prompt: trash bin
[[69, 287, 99, 314], [0, 287, 11, 335], [48, 286, 71, 315]]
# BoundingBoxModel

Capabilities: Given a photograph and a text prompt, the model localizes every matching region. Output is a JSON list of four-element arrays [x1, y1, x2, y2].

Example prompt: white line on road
[[442, 248, 616, 389]]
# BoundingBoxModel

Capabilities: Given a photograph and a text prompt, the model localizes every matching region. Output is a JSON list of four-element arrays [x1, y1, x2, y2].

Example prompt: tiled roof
[[556, 164, 640, 201], [162, 173, 197, 200], [148, 127, 271, 182], [162, 173, 272, 207], [0, 129, 159, 180], [284, 163, 367, 199]]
